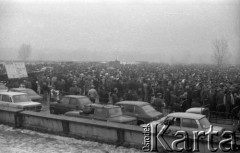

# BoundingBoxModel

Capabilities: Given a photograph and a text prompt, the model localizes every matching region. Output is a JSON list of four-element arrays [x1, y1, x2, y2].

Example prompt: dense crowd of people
[[2, 61, 240, 119]]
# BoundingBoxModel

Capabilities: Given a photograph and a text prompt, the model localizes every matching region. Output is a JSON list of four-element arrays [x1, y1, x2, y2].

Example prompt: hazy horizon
[[0, 0, 240, 64]]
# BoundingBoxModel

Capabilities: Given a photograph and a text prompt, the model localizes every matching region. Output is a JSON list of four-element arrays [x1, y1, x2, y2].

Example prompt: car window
[[172, 117, 181, 127], [165, 117, 180, 127], [69, 98, 78, 105], [13, 94, 29, 103], [124, 105, 134, 113], [135, 106, 142, 114], [199, 117, 211, 129], [78, 97, 92, 105], [60, 97, 70, 105], [141, 104, 156, 113], [2, 95, 11, 102], [182, 118, 198, 129]]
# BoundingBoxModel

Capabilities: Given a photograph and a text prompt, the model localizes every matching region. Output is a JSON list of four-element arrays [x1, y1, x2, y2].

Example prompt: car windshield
[[108, 107, 122, 117], [142, 104, 156, 113], [78, 97, 92, 105], [199, 117, 211, 129], [13, 94, 30, 103]]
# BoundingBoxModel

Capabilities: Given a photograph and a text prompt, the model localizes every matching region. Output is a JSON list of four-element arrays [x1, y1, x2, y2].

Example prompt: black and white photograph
[[0, 0, 240, 152]]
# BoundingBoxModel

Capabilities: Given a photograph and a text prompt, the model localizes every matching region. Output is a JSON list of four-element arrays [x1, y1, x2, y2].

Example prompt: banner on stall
[[4, 62, 28, 79]]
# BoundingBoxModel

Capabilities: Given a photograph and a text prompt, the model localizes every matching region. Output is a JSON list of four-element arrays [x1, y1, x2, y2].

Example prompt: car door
[[166, 117, 181, 136], [56, 97, 70, 113], [157, 116, 181, 137], [69, 98, 80, 111], [181, 118, 200, 139]]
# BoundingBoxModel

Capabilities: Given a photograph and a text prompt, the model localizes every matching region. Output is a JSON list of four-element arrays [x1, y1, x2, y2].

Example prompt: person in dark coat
[[153, 93, 165, 112], [98, 86, 109, 104], [111, 88, 120, 104]]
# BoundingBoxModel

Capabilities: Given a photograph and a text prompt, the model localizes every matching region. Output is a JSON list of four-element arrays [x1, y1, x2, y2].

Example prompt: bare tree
[[212, 38, 229, 66], [18, 44, 32, 61]]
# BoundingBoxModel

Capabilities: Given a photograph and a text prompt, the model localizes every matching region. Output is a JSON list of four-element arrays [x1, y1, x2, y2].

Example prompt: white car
[[149, 112, 224, 138], [0, 91, 42, 112]]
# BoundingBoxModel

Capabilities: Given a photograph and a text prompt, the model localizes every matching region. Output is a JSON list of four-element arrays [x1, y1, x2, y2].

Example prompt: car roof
[[63, 95, 88, 98], [0, 91, 26, 96], [168, 112, 205, 120], [116, 101, 149, 106]]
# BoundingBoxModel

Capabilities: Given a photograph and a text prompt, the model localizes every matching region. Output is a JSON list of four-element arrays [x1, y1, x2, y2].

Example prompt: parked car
[[50, 95, 92, 114], [149, 112, 224, 139], [0, 83, 8, 92], [0, 91, 42, 112], [116, 101, 163, 125], [9, 88, 42, 102], [65, 104, 137, 125]]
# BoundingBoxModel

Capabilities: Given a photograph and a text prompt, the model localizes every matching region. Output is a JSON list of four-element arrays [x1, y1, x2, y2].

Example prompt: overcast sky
[[0, 0, 239, 64]]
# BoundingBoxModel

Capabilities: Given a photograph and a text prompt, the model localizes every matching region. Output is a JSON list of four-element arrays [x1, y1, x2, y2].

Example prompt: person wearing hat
[[88, 85, 98, 103]]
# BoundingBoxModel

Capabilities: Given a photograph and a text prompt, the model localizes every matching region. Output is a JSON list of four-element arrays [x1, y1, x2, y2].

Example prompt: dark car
[[9, 88, 42, 102], [116, 101, 163, 125], [65, 104, 137, 125], [50, 95, 92, 114]]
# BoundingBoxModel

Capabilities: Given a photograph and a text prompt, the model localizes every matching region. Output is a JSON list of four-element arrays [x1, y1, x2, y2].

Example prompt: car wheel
[[50, 108, 55, 114]]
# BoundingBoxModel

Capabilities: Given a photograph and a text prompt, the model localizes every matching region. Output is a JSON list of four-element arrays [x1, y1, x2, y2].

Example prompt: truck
[[64, 104, 137, 125]]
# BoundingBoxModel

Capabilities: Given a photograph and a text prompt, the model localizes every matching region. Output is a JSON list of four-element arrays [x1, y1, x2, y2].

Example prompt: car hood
[[202, 125, 224, 134], [109, 115, 136, 123], [150, 116, 166, 124], [28, 95, 42, 100], [147, 111, 163, 118], [212, 126, 224, 133], [14, 102, 41, 106]]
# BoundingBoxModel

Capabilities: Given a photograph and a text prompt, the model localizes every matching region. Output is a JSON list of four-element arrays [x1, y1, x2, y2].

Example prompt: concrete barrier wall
[[21, 113, 63, 133], [1, 108, 237, 153], [69, 122, 119, 142], [124, 129, 143, 146], [0, 108, 144, 149], [0, 107, 23, 126]]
